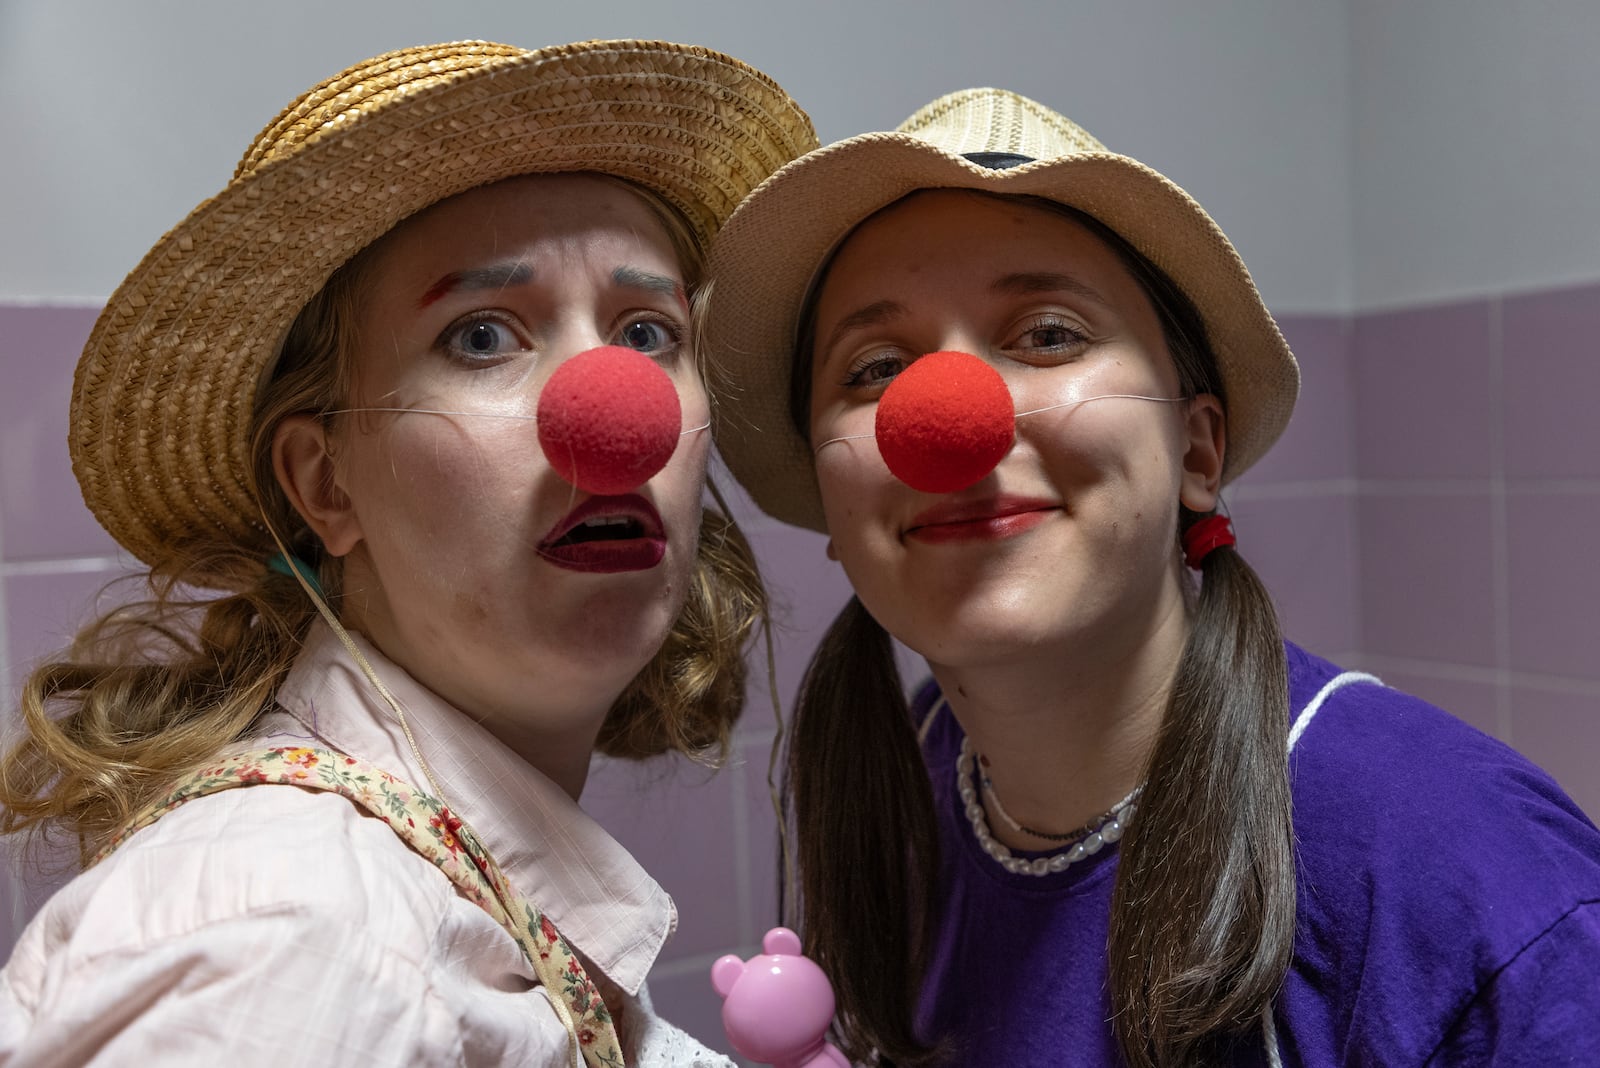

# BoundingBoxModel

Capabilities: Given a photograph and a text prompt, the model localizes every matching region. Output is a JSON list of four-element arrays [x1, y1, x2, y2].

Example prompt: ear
[[1178, 393, 1225, 513], [273, 414, 363, 557]]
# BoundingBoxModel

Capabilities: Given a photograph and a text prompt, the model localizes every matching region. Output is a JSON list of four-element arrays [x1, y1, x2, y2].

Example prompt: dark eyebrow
[[612, 265, 683, 298], [991, 271, 1112, 308], [416, 262, 534, 309], [822, 299, 907, 356]]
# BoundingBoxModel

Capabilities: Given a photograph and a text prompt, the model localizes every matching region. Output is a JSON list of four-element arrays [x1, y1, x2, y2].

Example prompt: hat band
[[962, 151, 1035, 170]]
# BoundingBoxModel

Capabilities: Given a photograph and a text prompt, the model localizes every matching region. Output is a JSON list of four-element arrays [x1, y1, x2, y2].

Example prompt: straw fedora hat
[[706, 87, 1299, 532], [72, 39, 817, 575]]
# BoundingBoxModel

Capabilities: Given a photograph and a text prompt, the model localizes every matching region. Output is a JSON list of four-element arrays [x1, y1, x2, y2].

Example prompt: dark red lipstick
[[538, 494, 666, 573]]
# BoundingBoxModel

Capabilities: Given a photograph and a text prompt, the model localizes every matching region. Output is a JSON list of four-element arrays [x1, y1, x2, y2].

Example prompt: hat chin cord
[[261, 512, 455, 810], [266, 514, 601, 1059]]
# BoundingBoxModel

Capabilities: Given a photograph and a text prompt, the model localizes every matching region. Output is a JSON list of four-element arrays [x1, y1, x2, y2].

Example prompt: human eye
[[840, 350, 909, 390], [1006, 315, 1091, 358], [436, 313, 530, 365], [613, 315, 685, 361]]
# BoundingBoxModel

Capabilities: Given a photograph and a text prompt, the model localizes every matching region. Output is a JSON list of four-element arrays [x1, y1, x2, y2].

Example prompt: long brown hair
[[784, 192, 1293, 1066], [1, 177, 766, 865]]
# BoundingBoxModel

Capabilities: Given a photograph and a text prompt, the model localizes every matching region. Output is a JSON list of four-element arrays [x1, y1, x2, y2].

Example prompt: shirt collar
[[272, 619, 676, 995]]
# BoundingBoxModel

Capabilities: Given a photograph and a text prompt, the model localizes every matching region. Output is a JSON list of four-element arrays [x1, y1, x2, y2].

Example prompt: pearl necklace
[[956, 737, 1141, 877]]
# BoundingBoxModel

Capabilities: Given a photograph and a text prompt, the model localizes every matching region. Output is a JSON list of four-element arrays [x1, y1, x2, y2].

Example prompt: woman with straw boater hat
[[705, 89, 1600, 1065], [0, 40, 814, 1065]]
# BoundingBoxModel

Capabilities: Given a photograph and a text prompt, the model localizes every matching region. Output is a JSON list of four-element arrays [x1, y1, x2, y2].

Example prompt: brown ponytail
[[786, 596, 941, 1065], [1109, 517, 1293, 1066]]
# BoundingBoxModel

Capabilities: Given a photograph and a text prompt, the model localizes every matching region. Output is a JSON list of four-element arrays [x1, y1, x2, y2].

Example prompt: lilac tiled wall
[[1344, 285, 1600, 821], [5, 289, 1600, 1044]]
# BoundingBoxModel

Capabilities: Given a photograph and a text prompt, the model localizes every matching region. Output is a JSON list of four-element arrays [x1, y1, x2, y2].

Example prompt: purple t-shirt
[[914, 643, 1600, 1065]]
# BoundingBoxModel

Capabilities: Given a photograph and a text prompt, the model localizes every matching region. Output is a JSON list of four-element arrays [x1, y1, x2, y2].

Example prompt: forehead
[[368, 173, 682, 282], [818, 189, 1138, 303]]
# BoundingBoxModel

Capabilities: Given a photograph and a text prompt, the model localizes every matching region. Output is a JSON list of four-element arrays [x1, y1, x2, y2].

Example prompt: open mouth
[[538, 495, 667, 573], [548, 515, 648, 547]]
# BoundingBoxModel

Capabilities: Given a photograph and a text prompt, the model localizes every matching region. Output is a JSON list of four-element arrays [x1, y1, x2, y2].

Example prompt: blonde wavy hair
[[0, 175, 766, 866]]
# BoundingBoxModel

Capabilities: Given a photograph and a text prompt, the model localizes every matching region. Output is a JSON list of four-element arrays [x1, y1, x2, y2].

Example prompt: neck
[[336, 566, 620, 802], [931, 599, 1190, 851], [479, 713, 605, 801]]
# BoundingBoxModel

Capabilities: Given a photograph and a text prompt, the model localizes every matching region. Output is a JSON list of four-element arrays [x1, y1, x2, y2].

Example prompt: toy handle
[[804, 1045, 852, 1068]]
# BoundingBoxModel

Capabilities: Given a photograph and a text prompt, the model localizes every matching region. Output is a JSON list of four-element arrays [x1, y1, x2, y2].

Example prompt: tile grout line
[[1359, 653, 1600, 698], [727, 743, 756, 951], [0, 513, 19, 947], [0, 555, 128, 577], [1230, 478, 1600, 503], [1486, 296, 1514, 743], [1343, 315, 1367, 660], [0, 514, 11, 698]]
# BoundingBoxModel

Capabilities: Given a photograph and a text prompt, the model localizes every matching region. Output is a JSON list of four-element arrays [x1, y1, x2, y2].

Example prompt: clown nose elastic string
[[814, 349, 1184, 494], [326, 346, 706, 495]]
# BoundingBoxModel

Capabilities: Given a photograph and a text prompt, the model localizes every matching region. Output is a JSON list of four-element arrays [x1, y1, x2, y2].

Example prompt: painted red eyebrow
[[416, 262, 534, 309]]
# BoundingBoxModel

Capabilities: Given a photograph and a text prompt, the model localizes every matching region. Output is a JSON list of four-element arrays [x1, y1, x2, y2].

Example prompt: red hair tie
[[1183, 515, 1236, 569]]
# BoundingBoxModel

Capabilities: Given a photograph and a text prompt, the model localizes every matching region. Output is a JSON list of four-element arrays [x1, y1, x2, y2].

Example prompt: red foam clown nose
[[875, 350, 1015, 493], [537, 346, 683, 495]]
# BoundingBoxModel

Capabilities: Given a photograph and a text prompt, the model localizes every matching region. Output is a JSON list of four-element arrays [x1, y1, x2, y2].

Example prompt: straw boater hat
[[705, 87, 1300, 532], [72, 39, 817, 579]]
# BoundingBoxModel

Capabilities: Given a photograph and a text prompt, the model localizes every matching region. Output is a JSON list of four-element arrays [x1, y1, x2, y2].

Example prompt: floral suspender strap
[[96, 746, 625, 1068]]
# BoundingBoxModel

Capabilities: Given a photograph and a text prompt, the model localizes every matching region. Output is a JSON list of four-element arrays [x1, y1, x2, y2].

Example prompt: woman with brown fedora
[[705, 89, 1600, 1065], [0, 40, 814, 1065]]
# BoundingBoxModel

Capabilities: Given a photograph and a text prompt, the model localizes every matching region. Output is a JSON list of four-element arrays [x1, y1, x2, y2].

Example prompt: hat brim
[[72, 40, 816, 576], [706, 134, 1299, 532]]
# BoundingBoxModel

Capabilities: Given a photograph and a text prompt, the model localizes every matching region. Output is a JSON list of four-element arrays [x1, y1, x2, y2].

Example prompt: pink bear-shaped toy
[[711, 927, 849, 1067]]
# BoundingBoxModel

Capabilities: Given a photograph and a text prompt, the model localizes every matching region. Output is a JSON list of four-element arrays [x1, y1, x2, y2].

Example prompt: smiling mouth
[[903, 495, 1059, 544]]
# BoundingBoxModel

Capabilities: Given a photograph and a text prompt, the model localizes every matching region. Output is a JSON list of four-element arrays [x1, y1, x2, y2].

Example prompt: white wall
[[1352, 0, 1600, 309], [0, 0, 1352, 312]]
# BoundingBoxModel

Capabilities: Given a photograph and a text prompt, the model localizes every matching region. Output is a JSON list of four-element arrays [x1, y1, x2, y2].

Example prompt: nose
[[537, 346, 683, 494], [875, 350, 1015, 493]]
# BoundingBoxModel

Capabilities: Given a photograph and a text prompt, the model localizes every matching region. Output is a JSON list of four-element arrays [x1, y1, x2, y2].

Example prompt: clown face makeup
[[281, 173, 712, 766], [807, 189, 1223, 669]]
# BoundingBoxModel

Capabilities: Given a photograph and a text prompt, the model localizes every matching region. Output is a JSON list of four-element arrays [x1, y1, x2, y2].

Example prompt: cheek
[[349, 422, 536, 534], [663, 431, 712, 519], [813, 441, 895, 545], [678, 373, 711, 423]]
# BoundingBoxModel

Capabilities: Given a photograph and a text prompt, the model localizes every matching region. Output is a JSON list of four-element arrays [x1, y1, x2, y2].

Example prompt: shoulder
[[17, 784, 457, 976], [1281, 643, 1600, 1058], [2, 789, 469, 1063], [1284, 643, 1597, 863], [3, 783, 580, 1064]]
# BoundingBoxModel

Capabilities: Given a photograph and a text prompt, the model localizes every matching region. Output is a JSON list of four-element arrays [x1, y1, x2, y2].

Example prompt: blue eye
[[616, 317, 682, 357], [439, 316, 525, 363]]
